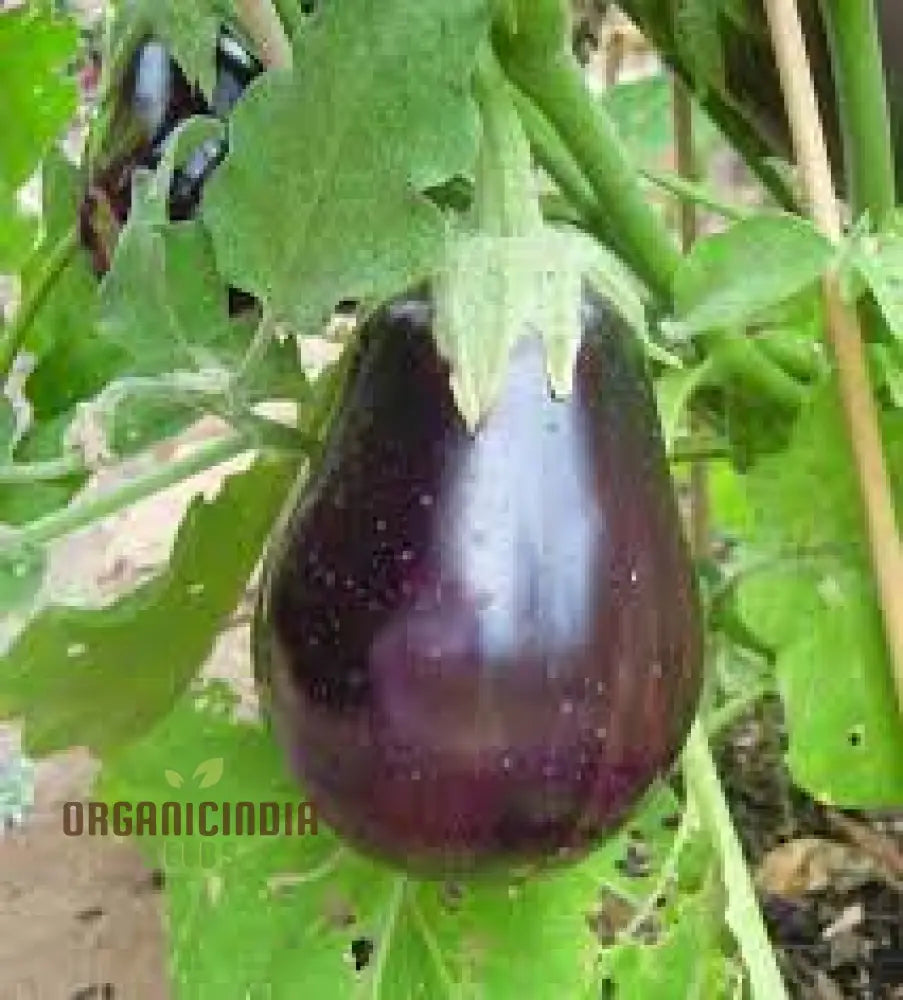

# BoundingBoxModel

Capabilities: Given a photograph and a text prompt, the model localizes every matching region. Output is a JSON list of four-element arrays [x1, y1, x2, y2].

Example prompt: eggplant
[[253, 287, 703, 875], [79, 31, 263, 277]]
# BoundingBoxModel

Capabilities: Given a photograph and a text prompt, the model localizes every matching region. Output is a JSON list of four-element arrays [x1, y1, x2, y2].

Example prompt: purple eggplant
[[80, 32, 262, 277], [253, 287, 703, 874]]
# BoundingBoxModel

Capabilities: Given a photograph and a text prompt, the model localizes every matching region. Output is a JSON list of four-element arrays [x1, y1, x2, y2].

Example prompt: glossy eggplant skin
[[254, 288, 703, 875]]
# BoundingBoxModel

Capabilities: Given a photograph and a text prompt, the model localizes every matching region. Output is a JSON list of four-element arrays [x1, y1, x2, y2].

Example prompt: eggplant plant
[[0, 0, 901, 998]]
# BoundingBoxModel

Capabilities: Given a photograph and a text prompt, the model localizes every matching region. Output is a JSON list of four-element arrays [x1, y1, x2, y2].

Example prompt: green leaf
[[0, 452, 296, 757], [851, 232, 903, 339], [97, 691, 689, 1000], [598, 883, 734, 999], [775, 571, 903, 805], [0, 396, 15, 457], [674, 0, 724, 92], [22, 152, 116, 422], [202, 0, 489, 329], [98, 120, 242, 375], [655, 360, 714, 451], [0, 413, 87, 526], [736, 386, 903, 805], [601, 73, 721, 172], [872, 342, 903, 408], [101, 213, 235, 370], [602, 75, 673, 167], [0, 176, 38, 271], [0, 539, 45, 614], [0, 6, 78, 190], [673, 215, 832, 334]]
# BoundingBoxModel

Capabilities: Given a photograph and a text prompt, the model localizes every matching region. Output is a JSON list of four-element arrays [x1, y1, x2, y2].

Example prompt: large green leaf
[[21, 152, 117, 421], [0, 6, 77, 190], [736, 385, 903, 805], [0, 452, 295, 757], [98, 118, 246, 374], [97, 690, 690, 1000], [202, 0, 489, 329]]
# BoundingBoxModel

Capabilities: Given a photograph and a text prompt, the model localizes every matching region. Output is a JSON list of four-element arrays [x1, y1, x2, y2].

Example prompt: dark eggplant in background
[[79, 31, 263, 281], [253, 287, 703, 875]]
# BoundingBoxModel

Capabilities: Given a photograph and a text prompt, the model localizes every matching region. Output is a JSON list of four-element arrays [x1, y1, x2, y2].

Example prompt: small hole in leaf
[[441, 881, 463, 911], [350, 937, 373, 971], [848, 726, 864, 747]]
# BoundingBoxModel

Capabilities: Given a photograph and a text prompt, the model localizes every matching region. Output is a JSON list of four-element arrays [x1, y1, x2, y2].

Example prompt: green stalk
[[0, 227, 77, 381], [496, 45, 682, 303], [818, 0, 896, 224], [683, 722, 791, 1000], [470, 52, 543, 237], [0, 454, 85, 485], [639, 167, 753, 223], [2, 433, 252, 552], [708, 330, 807, 411], [509, 86, 643, 271]]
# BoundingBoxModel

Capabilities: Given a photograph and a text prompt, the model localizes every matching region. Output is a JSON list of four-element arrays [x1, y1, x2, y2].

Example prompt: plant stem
[[817, 0, 896, 225], [0, 454, 85, 485], [668, 438, 730, 464], [1, 433, 253, 552], [708, 330, 807, 411], [607, 2, 799, 213], [509, 73, 631, 259], [0, 227, 77, 381], [763, 0, 903, 714], [683, 721, 791, 1000], [496, 44, 682, 304], [672, 78, 710, 559], [639, 166, 752, 223], [470, 53, 543, 238]]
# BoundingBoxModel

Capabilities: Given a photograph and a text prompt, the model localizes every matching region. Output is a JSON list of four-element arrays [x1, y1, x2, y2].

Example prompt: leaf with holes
[[0, 453, 295, 758], [735, 386, 903, 804], [96, 689, 692, 1000]]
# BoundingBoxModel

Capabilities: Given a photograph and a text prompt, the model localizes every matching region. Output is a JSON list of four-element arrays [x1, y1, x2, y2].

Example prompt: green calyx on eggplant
[[253, 284, 703, 876], [79, 30, 262, 289]]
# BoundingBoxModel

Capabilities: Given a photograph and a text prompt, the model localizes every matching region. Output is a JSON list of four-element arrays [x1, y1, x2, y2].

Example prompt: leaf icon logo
[[165, 770, 184, 788], [193, 758, 224, 789]]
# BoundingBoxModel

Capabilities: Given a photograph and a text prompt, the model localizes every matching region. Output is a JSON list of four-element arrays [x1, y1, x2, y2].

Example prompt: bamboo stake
[[762, 0, 903, 713], [234, 0, 293, 71]]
